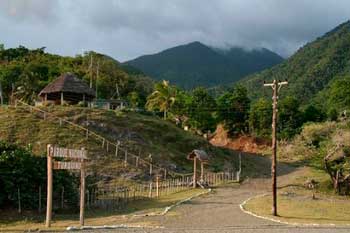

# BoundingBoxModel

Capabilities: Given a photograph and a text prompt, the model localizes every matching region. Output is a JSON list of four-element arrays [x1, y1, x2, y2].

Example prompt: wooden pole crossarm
[[263, 79, 288, 217]]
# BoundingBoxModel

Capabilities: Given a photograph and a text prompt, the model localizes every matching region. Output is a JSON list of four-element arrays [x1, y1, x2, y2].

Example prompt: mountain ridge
[[238, 20, 350, 108], [124, 41, 284, 89]]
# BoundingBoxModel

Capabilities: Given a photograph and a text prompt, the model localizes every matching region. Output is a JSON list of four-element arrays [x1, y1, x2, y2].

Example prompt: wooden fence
[[15, 100, 186, 177], [90, 172, 237, 211]]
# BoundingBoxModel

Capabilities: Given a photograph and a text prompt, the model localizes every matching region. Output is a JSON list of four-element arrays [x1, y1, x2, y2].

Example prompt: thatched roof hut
[[39, 73, 95, 105], [187, 149, 209, 163]]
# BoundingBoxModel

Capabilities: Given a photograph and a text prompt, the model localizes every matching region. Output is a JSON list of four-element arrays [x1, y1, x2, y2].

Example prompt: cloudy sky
[[0, 0, 349, 61]]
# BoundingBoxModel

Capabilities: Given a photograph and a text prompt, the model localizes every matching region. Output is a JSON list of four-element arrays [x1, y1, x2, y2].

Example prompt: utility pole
[[263, 79, 288, 216], [0, 82, 3, 106], [89, 54, 93, 89], [96, 60, 99, 99]]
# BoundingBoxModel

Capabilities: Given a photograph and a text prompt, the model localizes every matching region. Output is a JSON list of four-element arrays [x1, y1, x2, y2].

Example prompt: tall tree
[[217, 85, 250, 136], [146, 80, 176, 119], [187, 87, 217, 132], [278, 96, 303, 139], [249, 98, 272, 137]]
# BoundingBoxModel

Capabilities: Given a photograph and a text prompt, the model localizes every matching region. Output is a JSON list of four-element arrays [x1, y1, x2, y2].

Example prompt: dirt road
[[90, 156, 350, 233], [90, 182, 350, 232]]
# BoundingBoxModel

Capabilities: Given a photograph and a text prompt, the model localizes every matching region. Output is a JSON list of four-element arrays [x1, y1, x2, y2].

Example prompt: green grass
[[0, 189, 205, 232], [0, 106, 236, 175], [245, 187, 350, 225]]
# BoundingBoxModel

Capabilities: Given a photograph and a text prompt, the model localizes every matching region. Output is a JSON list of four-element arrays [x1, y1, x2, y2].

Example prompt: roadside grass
[[0, 188, 205, 232], [244, 186, 350, 225]]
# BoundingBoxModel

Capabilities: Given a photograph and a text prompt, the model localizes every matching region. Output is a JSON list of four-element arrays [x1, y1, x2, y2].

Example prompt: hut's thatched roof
[[39, 73, 95, 97], [187, 149, 209, 163]]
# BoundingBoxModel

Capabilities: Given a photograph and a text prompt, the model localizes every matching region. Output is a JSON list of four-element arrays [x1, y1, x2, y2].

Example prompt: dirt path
[[91, 156, 350, 233]]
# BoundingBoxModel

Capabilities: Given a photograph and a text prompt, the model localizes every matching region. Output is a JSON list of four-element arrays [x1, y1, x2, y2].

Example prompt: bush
[[0, 141, 78, 210]]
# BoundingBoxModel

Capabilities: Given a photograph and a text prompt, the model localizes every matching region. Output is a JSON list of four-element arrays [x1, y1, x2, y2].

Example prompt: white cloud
[[0, 0, 349, 61]]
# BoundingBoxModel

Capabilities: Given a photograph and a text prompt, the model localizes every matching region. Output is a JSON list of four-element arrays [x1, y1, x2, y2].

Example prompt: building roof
[[39, 73, 95, 97], [187, 149, 209, 163]]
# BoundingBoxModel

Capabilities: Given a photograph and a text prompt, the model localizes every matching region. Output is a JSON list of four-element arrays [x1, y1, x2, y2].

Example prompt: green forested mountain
[[239, 20, 350, 111], [0, 46, 154, 104], [124, 41, 283, 89]]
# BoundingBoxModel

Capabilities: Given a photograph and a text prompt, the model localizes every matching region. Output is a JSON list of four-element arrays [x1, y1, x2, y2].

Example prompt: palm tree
[[146, 80, 176, 119]]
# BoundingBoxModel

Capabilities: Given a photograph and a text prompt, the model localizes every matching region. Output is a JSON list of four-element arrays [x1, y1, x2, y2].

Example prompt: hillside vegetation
[[125, 41, 283, 89], [239, 20, 350, 110], [278, 119, 350, 194], [0, 46, 153, 105], [0, 106, 236, 174]]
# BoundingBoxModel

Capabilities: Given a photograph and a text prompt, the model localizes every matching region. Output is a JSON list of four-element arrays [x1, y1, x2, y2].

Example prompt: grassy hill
[[239, 20, 350, 107], [0, 105, 237, 178], [125, 41, 283, 89]]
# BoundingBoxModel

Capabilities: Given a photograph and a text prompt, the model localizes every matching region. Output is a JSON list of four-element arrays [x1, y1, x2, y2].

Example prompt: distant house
[[38, 73, 95, 105], [91, 99, 128, 110]]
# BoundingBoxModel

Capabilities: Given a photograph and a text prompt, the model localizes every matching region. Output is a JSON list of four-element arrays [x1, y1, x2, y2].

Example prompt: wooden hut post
[[193, 157, 197, 188], [60, 92, 64, 105], [200, 162, 204, 182]]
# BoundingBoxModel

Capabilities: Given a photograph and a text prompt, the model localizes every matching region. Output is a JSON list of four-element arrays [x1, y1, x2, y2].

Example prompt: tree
[[278, 96, 303, 139], [170, 90, 190, 118], [249, 98, 272, 137], [146, 80, 176, 119], [217, 85, 250, 136], [128, 91, 141, 108], [187, 87, 217, 132], [0, 141, 78, 210], [328, 108, 338, 121], [328, 75, 350, 110], [303, 104, 326, 123]]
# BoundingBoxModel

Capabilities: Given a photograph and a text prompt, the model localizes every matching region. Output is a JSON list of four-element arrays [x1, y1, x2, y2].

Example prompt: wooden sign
[[50, 146, 87, 159], [53, 161, 81, 170], [46, 144, 86, 228]]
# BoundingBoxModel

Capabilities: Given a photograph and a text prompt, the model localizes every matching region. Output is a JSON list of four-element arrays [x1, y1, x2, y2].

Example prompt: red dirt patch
[[210, 124, 270, 154]]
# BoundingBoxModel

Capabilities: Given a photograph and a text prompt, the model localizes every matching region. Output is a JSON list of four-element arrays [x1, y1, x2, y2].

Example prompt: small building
[[91, 99, 128, 110], [38, 73, 95, 105]]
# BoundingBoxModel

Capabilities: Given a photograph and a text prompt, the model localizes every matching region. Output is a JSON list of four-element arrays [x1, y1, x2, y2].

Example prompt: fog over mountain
[[0, 0, 350, 61]]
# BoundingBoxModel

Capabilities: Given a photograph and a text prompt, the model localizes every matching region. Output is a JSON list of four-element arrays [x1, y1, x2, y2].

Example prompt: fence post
[[193, 157, 197, 188], [61, 187, 64, 209], [102, 138, 105, 148], [156, 176, 160, 198], [80, 152, 86, 227], [86, 129, 89, 139], [136, 156, 139, 168], [149, 154, 153, 176], [115, 141, 120, 158], [106, 142, 109, 152], [17, 187, 21, 214], [46, 144, 53, 228], [124, 150, 128, 167], [148, 181, 153, 198], [38, 186, 42, 213]]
